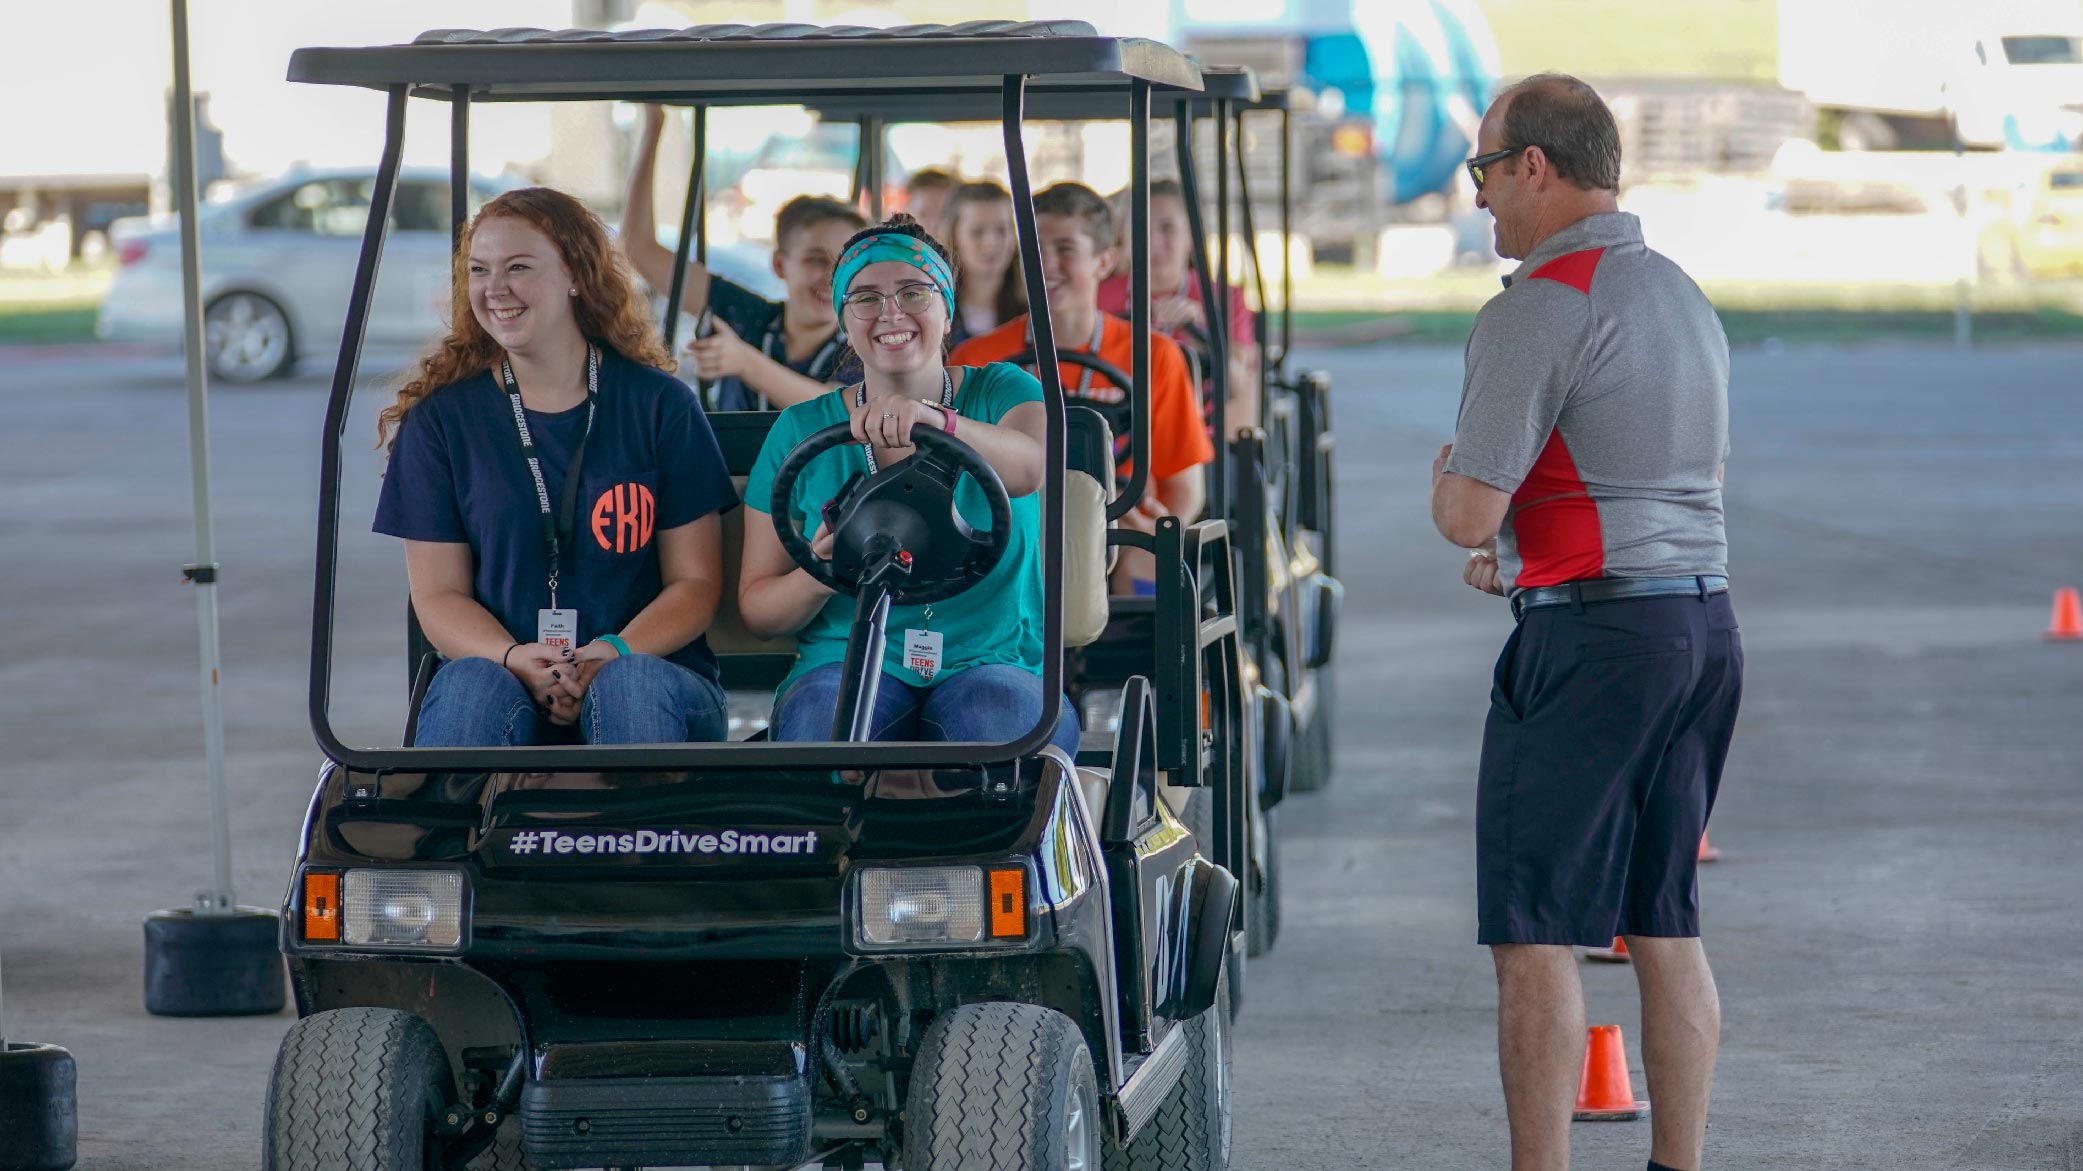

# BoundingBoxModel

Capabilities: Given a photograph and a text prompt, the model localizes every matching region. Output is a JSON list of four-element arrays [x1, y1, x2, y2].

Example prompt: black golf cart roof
[[797, 63, 1257, 124], [286, 21, 1204, 103]]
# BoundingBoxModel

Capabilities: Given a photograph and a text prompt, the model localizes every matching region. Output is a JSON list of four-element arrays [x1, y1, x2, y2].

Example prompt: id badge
[[903, 628, 945, 681], [538, 608, 579, 651]]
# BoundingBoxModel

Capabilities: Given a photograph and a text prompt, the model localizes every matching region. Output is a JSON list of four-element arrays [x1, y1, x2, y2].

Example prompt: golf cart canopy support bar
[[286, 22, 1202, 101], [299, 25, 1203, 771]]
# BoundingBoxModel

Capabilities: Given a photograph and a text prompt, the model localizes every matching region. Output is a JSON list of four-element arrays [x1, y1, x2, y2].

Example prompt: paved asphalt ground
[[2, 338, 2080, 1169]]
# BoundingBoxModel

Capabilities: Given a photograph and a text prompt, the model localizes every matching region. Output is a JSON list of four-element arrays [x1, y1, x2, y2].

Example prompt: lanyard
[[761, 315, 846, 399], [855, 369, 955, 475], [503, 344, 599, 609], [1024, 315, 1107, 397]]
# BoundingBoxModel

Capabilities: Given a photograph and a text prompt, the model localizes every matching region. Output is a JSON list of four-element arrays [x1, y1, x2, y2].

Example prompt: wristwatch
[[934, 404, 958, 435]]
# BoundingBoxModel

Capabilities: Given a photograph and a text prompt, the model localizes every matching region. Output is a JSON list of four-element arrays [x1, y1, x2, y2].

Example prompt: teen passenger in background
[[950, 182, 1213, 593], [375, 187, 736, 746], [902, 168, 957, 241], [622, 104, 867, 411], [942, 181, 1027, 348], [1097, 178, 1260, 438]]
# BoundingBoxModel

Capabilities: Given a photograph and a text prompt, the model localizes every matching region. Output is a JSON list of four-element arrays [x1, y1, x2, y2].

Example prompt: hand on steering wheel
[[849, 383, 946, 452], [769, 421, 1014, 606]]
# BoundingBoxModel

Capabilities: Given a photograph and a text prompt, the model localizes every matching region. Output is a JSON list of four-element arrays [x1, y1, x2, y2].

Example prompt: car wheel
[[205, 291, 295, 382], [1103, 966, 1232, 1171], [263, 1007, 452, 1171], [904, 1002, 1101, 1171]]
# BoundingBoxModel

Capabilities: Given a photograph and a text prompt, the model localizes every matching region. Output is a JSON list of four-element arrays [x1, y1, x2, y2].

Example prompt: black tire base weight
[[0, 1042, 77, 1171], [144, 906, 286, 1017]]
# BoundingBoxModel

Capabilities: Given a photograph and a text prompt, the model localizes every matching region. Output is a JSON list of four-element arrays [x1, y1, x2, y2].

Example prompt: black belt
[[1511, 575, 1728, 620]]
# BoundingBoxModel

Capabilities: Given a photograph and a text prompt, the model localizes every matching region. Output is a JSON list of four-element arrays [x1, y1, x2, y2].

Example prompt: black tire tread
[[906, 1002, 1093, 1171], [1103, 969, 1231, 1171], [465, 1117, 530, 1171], [264, 1007, 446, 1171]]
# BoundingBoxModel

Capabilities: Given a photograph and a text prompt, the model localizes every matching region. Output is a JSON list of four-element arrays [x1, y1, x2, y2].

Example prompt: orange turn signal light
[[303, 871, 341, 942], [987, 868, 1027, 939]]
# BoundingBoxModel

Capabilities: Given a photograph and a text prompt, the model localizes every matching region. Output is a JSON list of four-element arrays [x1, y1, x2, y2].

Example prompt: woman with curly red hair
[[374, 187, 736, 746]]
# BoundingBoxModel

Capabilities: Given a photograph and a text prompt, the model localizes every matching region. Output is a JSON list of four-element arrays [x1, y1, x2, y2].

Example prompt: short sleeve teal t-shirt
[[745, 363, 1045, 697]]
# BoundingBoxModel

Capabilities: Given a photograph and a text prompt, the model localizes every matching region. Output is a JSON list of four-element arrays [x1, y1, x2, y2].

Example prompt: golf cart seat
[[403, 405, 1119, 736]]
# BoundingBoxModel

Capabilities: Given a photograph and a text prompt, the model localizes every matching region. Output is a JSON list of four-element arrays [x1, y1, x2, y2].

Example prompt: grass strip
[[0, 304, 100, 346]]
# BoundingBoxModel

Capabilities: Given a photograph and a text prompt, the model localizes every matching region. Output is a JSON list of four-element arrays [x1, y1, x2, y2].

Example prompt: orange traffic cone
[[2048, 589, 2083, 640], [1698, 831, 1722, 863], [1585, 936, 1630, 963], [1573, 1024, 1649, 1121]]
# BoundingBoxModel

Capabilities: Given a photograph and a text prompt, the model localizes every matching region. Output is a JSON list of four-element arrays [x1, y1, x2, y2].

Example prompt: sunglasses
[[1465, 146, 1524, 190]]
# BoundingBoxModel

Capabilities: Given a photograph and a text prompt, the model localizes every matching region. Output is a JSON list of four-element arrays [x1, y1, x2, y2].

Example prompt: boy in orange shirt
[[950, 182, 1214, 592]]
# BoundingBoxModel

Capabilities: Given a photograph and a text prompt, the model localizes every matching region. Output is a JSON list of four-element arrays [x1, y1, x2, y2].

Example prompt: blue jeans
[[412, 654, 728, 746], [771, 662, 1081, 757]]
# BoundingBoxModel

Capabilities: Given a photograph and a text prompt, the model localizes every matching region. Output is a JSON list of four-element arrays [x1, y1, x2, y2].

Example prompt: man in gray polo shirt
[[1429, 74, 1743, 1171]]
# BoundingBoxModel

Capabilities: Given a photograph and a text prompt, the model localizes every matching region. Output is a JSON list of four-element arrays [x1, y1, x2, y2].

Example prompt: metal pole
[[1000, 74, 1068, 756], [849, 116, 871, 206], [663, 107, 703, 350], [1234, 109, 1272, 423], [1279, 106, 1293, 370], [308, 87, 407, 757], [1124, 81, 1152, 521], [867, 116, 886, 221], [450, 86, 470, 246], [693, 107, 707, 270], [1176, 107, 1226, 516], [170, 0, 233, 916], [1, 931, 8, 1049]]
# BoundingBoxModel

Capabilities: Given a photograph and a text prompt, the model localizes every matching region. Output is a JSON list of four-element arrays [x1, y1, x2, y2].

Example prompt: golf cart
[[1224, 85, 1342, 797], [794, 66, 1300, 964], [275, 22, 1247, 1171]]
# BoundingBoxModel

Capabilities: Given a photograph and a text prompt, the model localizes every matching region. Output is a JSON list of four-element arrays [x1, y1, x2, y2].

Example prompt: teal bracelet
[[596, 634, 632, 659]]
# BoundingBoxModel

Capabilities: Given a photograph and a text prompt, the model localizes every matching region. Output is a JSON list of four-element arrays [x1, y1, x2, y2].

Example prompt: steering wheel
[[1006, 346, 1135, 398], [768, 421, 1013, 606], [1007, 345, 1138, 454]]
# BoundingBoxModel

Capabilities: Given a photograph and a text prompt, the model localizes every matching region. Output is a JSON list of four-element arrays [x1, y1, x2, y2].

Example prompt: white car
[[97, 168, 512, 382], [99, 166, 789, 382]]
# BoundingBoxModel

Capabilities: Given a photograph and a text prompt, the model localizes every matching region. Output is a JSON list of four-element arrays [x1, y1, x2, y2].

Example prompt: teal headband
[[831, 231, 957, 320]]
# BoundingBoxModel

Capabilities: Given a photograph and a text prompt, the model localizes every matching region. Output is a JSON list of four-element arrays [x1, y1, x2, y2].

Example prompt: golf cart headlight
[[341, 870, 464, 949], [858, 867, 984, 947]]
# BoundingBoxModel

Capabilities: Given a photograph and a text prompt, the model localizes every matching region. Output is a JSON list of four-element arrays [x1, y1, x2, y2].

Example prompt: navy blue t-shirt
[[705, 275, 859, 412], [374, 348, 738, 684]]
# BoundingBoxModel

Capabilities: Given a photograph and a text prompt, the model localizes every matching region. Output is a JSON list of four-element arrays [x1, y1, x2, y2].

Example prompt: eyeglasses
[[1465, 146, 1524, 190], [842, 283, 941, 321]]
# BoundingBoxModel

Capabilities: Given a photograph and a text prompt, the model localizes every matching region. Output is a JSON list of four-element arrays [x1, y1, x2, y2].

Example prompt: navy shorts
[[1476, 590, 1743, 946]]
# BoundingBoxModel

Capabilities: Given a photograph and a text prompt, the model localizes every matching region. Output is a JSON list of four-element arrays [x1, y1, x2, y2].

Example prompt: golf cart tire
[[1177, 788, 1246, 1019], [1247, 806, 1281, 958], [263, 1008, 452, 1171], [904, 1002, 1101, 1171], [142, 906, 286, 1017], [463, 1118, 527, 1171], [0, 1042, 77, 1171], [1102, 967, 1232, 1171]]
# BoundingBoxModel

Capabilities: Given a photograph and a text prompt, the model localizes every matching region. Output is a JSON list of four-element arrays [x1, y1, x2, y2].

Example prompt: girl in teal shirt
[[735, 215, 1080, 754]]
